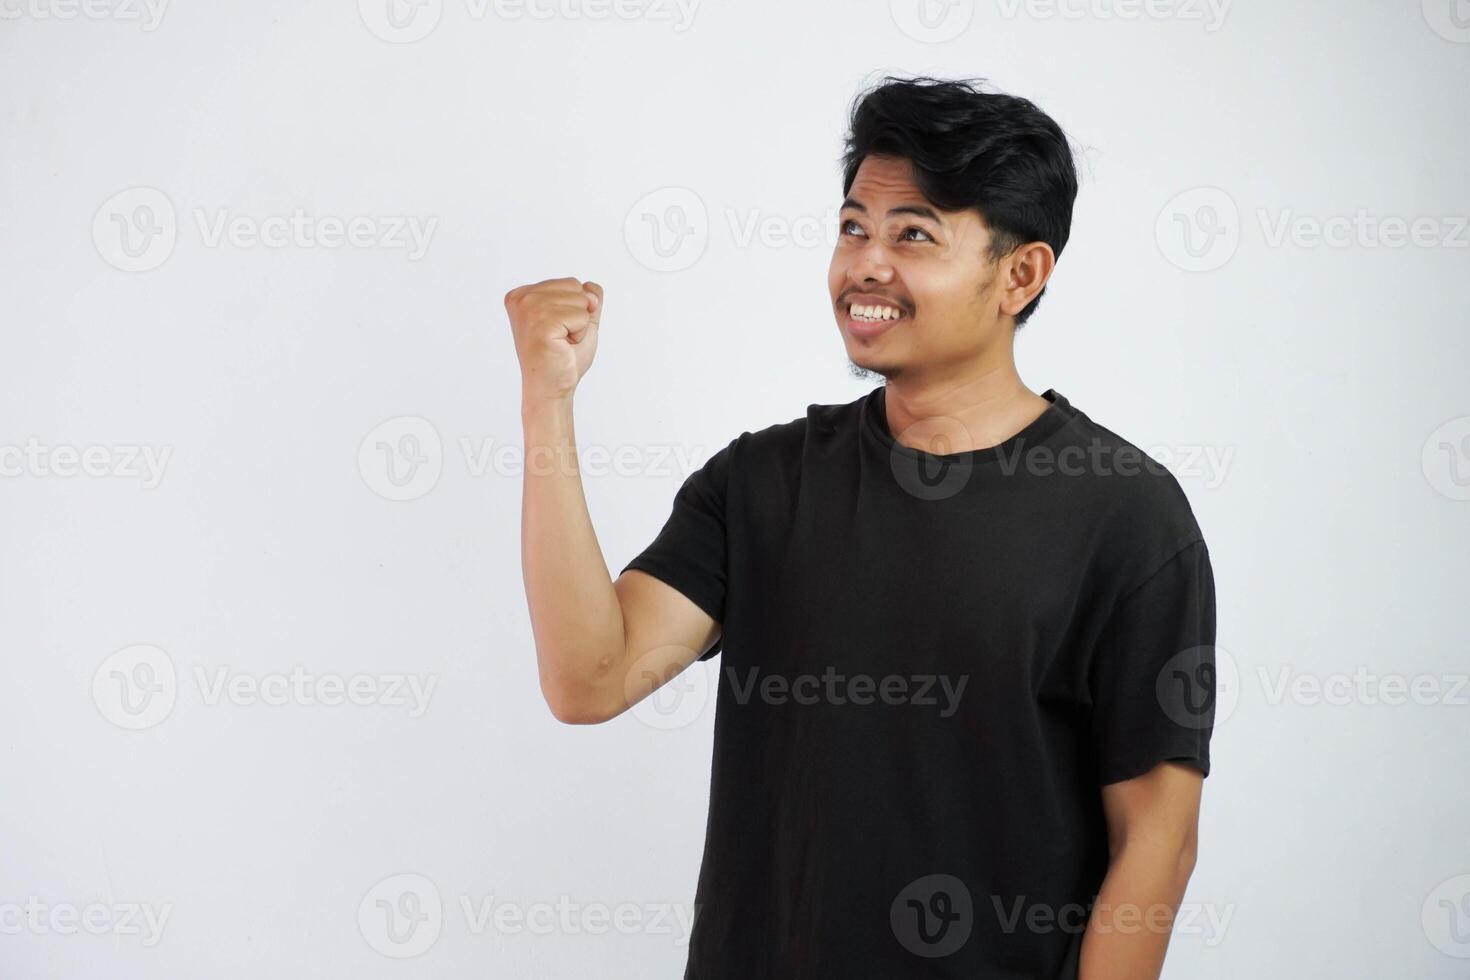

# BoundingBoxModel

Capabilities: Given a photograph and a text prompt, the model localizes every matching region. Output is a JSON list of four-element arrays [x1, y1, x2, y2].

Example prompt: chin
[[845, 352, 899, 382], [847, 363, 888, 382]]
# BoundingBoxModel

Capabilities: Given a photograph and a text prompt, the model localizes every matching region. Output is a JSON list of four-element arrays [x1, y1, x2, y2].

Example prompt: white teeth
[[851, 303, 901, 321]]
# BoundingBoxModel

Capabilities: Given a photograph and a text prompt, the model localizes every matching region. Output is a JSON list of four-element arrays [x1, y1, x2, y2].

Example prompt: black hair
[[840, 75, 1079, 327]]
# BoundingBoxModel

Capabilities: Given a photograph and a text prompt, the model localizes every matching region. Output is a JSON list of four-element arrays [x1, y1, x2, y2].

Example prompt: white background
[[3, 0, 1469, 976]]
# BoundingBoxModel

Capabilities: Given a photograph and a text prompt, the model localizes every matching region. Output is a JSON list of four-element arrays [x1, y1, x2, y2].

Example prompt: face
[[828, 154, 1042, 382]]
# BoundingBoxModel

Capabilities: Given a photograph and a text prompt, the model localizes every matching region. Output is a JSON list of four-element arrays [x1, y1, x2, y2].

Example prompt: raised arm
[[507, 277, 719, 724]]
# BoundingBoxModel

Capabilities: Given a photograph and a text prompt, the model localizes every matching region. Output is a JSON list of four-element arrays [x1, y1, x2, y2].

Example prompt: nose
[[847, 237, 895, 286]]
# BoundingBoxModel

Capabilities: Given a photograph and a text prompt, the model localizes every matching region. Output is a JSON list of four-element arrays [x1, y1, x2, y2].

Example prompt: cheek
[[923, 266, 988, 312], [826, 251, 848, 292], [905, 270, 952, 314]]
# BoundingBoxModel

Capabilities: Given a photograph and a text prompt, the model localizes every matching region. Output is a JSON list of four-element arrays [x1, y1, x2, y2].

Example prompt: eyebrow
[[839, 197, 944, 224]]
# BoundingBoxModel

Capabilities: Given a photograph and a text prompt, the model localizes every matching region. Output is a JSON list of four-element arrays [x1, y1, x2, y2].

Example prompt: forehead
[[842, 154, 981, 235], [846, 154, 926, 199]]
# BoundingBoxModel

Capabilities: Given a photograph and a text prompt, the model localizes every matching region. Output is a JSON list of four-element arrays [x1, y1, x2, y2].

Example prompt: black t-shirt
[[622, 385, 1216, 979]]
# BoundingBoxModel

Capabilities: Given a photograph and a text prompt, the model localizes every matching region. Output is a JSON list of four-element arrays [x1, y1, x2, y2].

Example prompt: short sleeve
[[621, 440, 732, 661], [1088, 539, 1217, 785]]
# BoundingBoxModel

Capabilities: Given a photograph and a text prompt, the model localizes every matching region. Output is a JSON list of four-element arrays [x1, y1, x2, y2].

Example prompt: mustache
[[839, 294, 912, 313]]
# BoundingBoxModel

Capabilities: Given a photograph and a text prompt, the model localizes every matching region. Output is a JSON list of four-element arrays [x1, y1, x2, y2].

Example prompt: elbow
[[549, 705, 608, 725], [550, 702, 613, 725], [543, 687, 613, 725], [541, 674, 624, 725], [537, 642, 628, 725]]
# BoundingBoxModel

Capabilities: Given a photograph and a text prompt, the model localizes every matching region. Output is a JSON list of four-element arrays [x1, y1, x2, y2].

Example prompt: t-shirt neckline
[[862, 385, 1077, 466]]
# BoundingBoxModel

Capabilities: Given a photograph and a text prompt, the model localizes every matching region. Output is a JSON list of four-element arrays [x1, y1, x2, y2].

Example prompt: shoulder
[[1047, 403, 1209, 579], [687, 394, 867, 505], [724, 392, 866, 462]]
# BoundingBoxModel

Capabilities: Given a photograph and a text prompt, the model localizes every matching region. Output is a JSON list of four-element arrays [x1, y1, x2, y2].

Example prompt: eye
[[839, 219, 936, 243]]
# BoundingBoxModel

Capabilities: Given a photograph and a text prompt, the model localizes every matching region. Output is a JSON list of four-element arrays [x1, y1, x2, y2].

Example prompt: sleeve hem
[[1097, 752, 1210, 787]]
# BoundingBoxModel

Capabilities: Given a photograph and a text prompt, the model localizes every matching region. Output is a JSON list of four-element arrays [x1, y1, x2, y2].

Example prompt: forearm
[[520, 395, 625, 717], [1076, 843, 1195, 980]]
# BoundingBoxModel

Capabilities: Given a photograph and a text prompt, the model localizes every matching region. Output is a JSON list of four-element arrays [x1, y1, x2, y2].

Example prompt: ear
[[998, 241, 1056, 318]]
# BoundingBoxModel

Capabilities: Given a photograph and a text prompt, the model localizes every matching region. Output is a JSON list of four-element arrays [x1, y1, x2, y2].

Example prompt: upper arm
[[1099, 760, 1203, 865], [574, 568, 719, 723], [566, 436, 732, 724], [587, 438, 734, 723]]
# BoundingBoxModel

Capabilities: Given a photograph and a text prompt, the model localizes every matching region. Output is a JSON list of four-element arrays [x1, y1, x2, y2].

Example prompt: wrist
[[521, 390, 575, 420]]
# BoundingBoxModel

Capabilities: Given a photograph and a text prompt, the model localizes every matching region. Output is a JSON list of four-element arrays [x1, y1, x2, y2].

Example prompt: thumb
[[583, 282, 604, 330]]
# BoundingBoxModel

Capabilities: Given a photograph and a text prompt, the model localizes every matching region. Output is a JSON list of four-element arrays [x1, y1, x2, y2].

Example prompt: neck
[[882, 357, 1049, 454]]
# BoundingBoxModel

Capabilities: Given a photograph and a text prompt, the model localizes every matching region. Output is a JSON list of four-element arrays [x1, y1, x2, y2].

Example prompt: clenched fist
[[505, 277, 604, 403]]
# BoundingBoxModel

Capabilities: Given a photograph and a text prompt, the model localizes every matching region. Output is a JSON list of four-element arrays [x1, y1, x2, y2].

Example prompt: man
[[508, 75, 1216, 979]]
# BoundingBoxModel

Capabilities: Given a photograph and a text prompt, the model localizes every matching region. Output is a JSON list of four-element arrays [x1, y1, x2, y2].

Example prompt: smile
[[843, 300, 908, 339]]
